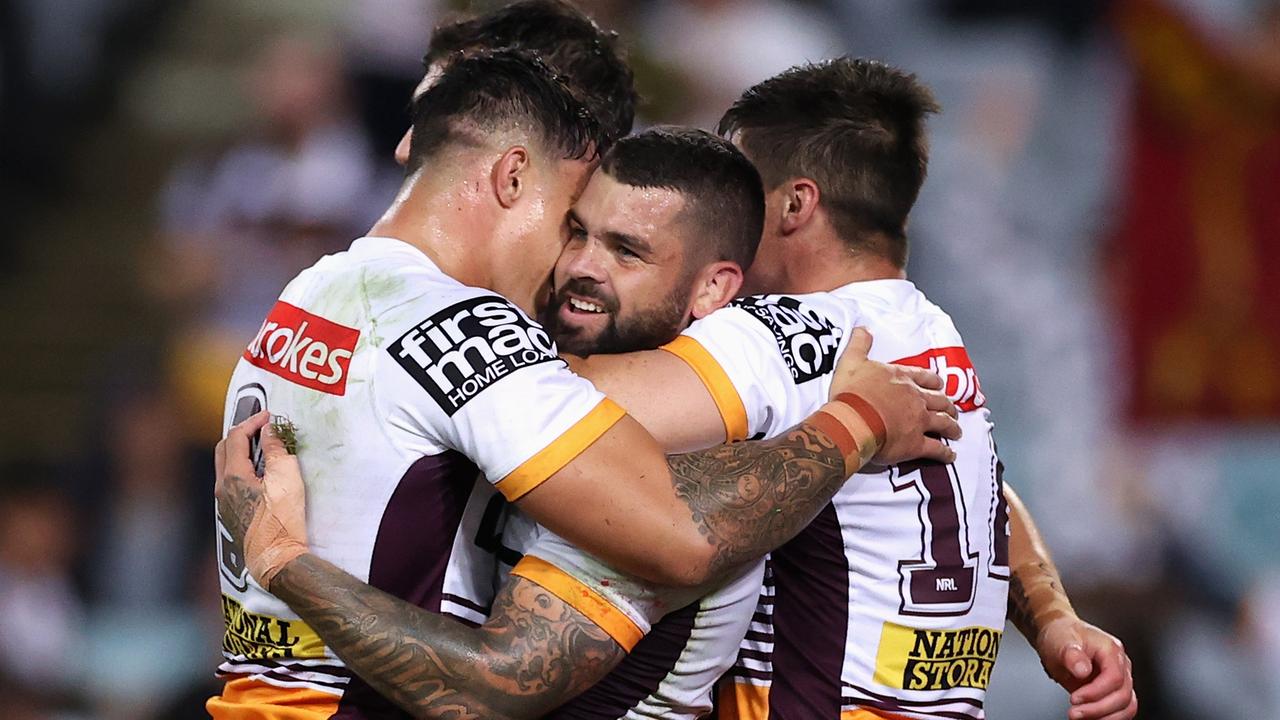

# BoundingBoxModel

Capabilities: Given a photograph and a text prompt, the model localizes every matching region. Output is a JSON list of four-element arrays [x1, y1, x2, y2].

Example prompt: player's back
[[212, 236, 524, 716], [680, 280, 1007, 720]]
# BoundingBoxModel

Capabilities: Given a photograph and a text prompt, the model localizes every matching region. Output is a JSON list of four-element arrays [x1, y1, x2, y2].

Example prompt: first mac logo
[[392, 296, 558, 415]]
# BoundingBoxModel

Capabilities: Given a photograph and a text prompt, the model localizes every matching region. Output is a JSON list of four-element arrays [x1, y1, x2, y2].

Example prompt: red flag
[[1113, 0, 1280, 422]]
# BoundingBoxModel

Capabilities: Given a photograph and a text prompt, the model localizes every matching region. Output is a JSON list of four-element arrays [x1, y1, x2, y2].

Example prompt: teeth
[[569, 298, 604, 313]]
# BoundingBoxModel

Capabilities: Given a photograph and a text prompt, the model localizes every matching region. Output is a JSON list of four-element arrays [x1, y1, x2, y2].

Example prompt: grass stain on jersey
[[271, 416, 300, 454]]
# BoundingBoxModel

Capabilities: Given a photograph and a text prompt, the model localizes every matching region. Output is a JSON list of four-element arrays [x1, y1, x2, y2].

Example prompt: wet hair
[[406, 49, 604, 171], [425, 0, 636, 143], [601, 126, 764, 269], [718, 58, 940, 267]]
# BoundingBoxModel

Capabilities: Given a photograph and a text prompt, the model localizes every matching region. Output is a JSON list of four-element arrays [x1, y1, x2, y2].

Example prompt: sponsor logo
[[730, 295, 843, 384], [874, 621, 1001, 692], [244, 302, 359, 395], [390, 296, 558, 415], [221, 595, 325, 660], [894, 347, 986, 412]]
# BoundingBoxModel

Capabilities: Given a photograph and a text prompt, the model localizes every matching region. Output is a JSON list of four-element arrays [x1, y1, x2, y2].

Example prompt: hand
[[1036, 616, 1137, 720], [829, 328, 960, 465], [214, 411, 311, 591]]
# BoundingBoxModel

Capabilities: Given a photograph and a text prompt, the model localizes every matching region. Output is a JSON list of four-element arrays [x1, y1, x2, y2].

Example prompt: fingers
[[1069, 680, 1134, 720], [259, 424, 303, 505], [920, 386, 959, 418], [1061, 643, 1093, 680], [1068, 654, 1132, 720], [844, 327, 873, 360], [925, 411, 963, 442], [226, 411, 271, 454], [899, 364, 943, 392], [1091, 690, 1137, 720], [915, 437, 957, 465], [216, 410, 270, 494], [1069, 645, 1127, 704]]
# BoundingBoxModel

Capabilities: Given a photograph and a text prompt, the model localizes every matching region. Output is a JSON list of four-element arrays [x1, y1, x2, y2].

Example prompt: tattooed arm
[[214, 410, 872, 717], [273, 555, 623, 720], [214, 419, 623, 720], [1005, 485, 1137, 719], [215, 414, 856, 718], [520, 329, 960, 587]]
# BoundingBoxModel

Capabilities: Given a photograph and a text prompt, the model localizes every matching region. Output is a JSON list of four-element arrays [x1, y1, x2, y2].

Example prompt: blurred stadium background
[[1, 0, 1278, 717]]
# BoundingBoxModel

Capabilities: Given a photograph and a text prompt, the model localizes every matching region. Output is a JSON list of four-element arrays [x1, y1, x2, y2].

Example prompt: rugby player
[[211, 51, 959, 719], [544, 94, 1135, 720], [223, 58, 1135, 719], [541, 62, 1136, 720]]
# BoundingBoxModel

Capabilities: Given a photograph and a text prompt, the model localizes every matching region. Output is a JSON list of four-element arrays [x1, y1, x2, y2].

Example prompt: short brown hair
[[601, 127, 763, 269], [718, 58, 939, 268], [426, 0, 635, 144]]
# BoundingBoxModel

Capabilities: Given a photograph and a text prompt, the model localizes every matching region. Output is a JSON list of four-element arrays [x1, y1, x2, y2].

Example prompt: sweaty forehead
[[576, 172, 688, 256]]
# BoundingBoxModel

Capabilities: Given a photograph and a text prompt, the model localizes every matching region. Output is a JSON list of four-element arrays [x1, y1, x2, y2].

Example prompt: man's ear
[[778, 178, 821, 235], [689, 261, 744, 319], [491, 146, 531, 208]]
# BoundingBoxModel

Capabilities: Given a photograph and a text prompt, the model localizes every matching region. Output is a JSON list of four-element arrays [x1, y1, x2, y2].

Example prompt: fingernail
[[1074, 661, 1090, 676]]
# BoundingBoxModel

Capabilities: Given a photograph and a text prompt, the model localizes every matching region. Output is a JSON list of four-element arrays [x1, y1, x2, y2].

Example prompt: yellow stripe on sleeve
[[660, 335, 749, 442], [717, 680, 771, 720], [495, 398, 626, 502], [510, 555, 645, 651], [207, 677, 340, 719], [841, 709, 915, 720]]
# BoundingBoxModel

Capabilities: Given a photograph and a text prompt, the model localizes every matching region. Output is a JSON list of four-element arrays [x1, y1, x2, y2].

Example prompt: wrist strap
[[256, 540, 310, 592], [834, 392, 887, 449], [809, 410, 861, 474]]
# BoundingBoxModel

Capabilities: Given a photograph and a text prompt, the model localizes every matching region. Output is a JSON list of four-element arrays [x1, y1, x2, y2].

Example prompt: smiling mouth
[[567, 297, 606, 314]]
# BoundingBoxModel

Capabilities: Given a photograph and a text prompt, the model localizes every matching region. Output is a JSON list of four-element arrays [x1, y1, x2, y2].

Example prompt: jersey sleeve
[[510, 530, 714, 652], [660, 305, 790, 441], [664, 296, 851, 442], [377, 292, 625, 502]]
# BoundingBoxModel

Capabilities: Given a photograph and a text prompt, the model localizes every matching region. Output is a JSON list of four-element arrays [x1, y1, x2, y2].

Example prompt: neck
[[777, 234, 905, 294], [368, 171, 493, 290]]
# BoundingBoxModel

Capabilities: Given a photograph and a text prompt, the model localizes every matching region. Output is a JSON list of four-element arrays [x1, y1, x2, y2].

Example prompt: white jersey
[[663, 280, 1008, 720], [212, 236, 625, 716]]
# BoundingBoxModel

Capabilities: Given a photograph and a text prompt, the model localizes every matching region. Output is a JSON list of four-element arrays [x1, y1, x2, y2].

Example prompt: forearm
[[1006, 485, 1076, 642], [271, 554, 624, 720], [668, 409, 857, 582]]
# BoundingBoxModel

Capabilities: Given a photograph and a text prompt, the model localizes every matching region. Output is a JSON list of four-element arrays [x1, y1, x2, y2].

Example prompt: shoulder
[[723, 293, 850, 385], [380, 290, 560, 417]]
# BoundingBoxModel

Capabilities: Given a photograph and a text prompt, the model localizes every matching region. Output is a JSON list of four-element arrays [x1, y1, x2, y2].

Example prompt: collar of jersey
[[830, 278, 918, 304], [350, 235, 441, 272]]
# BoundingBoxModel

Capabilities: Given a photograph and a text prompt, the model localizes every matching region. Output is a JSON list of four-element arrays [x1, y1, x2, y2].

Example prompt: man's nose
[[562, 240, 608, 284], [393, 128, 412, 167]]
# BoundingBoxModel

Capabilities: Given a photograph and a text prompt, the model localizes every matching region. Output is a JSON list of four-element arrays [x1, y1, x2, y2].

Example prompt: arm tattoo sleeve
[[669, 419, 848, 578], [271, 553, 625, 720]]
